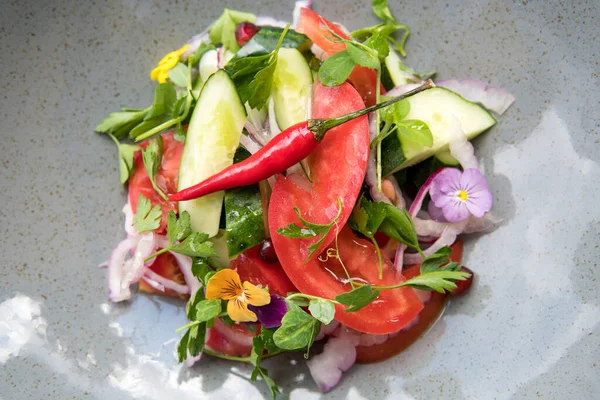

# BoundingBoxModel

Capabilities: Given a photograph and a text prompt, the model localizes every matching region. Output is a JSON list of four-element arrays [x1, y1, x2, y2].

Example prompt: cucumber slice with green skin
[[384, 48, 418, 86], [434, 149, 461, 166], [177, 70, 247, 237], [381, 87, 496, 175], [272, 48, 313, 130], [224, 148, 266, 258], [236, 27, 311, 58]]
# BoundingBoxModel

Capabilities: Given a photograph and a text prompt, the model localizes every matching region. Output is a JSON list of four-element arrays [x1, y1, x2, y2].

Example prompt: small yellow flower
[[205, 269, 270, 322], [150, 44, 190, 84]]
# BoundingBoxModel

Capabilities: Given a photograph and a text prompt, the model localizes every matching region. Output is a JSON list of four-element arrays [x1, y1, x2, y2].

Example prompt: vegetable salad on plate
[[96, 0, 514, 396]]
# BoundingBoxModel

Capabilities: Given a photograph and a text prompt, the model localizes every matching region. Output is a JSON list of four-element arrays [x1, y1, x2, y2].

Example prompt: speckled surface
[[1, 0, 598, 399]]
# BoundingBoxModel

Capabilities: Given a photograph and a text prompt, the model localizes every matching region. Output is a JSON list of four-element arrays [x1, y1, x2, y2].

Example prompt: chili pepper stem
[[308, 79, 435, 141]]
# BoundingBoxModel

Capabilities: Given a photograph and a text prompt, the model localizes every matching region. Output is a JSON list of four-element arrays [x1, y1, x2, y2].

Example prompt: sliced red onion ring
[[155, 236, 201, 295], [181, 29, 210, 60], [141, 276, 165, 292], [403, 219, 468, 265], [307, 327, 360, 393], [123, 202, 137, 237], [310, 43, 328, 61], [239, 134, 262, 155], [267, 97, 281, 139], [292, 1, 311, 28], [315, 321, 340, 341], [414, 212, 502, 237], [144, 269, 190, 295], [436, 79, 515, 115], [447, 117, 479, 170]]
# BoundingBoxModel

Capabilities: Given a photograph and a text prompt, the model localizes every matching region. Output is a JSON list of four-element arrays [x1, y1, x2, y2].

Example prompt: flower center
[[457, 190, 469, 201]]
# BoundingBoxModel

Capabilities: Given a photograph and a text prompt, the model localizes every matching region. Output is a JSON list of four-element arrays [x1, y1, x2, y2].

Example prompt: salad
[[96, 0, 514, 396]]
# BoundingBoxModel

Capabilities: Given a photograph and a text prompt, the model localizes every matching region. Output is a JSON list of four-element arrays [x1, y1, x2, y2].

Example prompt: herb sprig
[[277, 198, 343, 261]]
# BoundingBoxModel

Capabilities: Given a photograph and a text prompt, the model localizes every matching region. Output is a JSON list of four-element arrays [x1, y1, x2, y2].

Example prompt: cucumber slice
[[272, 48, 313, 130], [384, 49, 417, 86], [381, 87, 496, 175], [177, 70, 246, 237], [434, 149, 460, 166], [199, 49, 234, 83], [209, 229, 230, 268]]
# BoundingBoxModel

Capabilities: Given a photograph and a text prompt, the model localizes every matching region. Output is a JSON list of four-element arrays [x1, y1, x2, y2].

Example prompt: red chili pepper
[[169, 81, 434, 202]]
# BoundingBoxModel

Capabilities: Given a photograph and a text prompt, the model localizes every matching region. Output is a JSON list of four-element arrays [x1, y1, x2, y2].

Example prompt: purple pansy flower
[[429, 168, 492, 223], [248, 294, 287, 328]]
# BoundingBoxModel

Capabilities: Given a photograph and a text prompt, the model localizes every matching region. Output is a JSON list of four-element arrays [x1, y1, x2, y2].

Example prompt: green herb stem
[[175, 320, 201, 333], [144, 246, 171, 263], [286, 292, 341, 305], [375, 67, 383, 192]]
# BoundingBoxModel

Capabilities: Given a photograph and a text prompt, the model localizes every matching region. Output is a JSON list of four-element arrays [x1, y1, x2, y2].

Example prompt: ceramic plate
[[1, 0, 599, 398]]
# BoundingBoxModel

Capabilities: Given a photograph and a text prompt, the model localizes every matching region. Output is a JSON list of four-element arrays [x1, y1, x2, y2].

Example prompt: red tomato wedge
[[128, 132, 184, 233], [206, 318, 257, 358], [138, 252, 187, 299], [271, 81, 369, 260], [296, 7, 381, 106], [356, 240, 464, 363], [231, 245, 297, 297]]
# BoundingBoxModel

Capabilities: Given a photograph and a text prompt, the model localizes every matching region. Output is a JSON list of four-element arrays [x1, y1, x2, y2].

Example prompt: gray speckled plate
[[1, 0, 599, 399]]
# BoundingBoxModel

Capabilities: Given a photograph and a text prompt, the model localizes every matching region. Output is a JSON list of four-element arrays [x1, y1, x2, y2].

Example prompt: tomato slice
[[270, 81, 369, 260], [206, 318, 257, 357], [138, 251, 187, 299], [296, 7, 381, 106], [128, 132, 184, 233], [231, 245, 297, 297], [355, 240, 464, 363]]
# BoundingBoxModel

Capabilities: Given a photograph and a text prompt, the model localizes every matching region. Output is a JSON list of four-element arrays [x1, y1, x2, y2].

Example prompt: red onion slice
[[447, 117, 479, 170], [144, 269, 190, 295], [239, 134, 262, 155], [123, 202, 137, 237], [292, 1, 312, 28], [403, 219, 468, 265], [366, 113, 393, 204], [436, 79, 515, 115], [386, 83, 422, 97], [307, 327, 360, 393]]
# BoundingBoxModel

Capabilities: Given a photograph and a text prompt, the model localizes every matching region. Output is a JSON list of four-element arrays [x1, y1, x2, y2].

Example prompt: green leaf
[[173, 122, 186, 142], [401, 270, 471, 293], [132, 194, 162, 233], [372, 0, 396, 23], [171, 93, 189, 119], [259, 327, 280, 353], [186, 289, 205, 320], [171, 232, 217, 258], [379, 206, 419, 248], [209, 8, 256, 52], [187, 322, 207, 357], [308, 299, 336, 325], [146, 83, 177, 119], [346, 42, 380, 70], [96, 108, 149, 139], [286, 296, 310, 308], [194, 299, 222, 322], [364, 33, 390, 59], [276, 199, 343, 261], [176, 329, 191, 362], [224, 26, 288, 110], [273, 307, 320, 350], [188, 43, 216, 66], [117, 143, 140, 184], [167, 210, 192, 245], [420, 246, 453, 273], [397, 119, 433, 147], [168, 63, 189, 87], [318, 50, 355, 87], [129, 114, 170, 139], [335, 285, 380, 313], [141, 137, 169, 201], [191, 258, 213, 285]]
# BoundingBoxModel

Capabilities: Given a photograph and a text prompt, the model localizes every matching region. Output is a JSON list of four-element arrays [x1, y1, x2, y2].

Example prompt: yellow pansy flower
[[205, 269, 271, 322], [150, 44, 190, 83]]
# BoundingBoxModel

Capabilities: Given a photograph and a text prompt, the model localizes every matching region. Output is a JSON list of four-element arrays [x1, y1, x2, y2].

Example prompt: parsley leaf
[[276, 198, 343, 261], [308, 298, 336, 325], [400, 270, 471, 293], [171, 232, 217, 258], [249, 336, 281, 399], [420, 246, 462, 273], [273, 305, 320, 351], [167, 210, 192, 245], [378, 205, 420, 249], [191, 258, 214, 286], [318, 51, 356, 86], [224, 25, 289, 110], [142, 137, 169, 201], [335, 285, 380, 312], [96, 107, 150, 139], [209, 9, 256, 52], [106, 133, 140, 184], [132, 194, 162, 232]]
